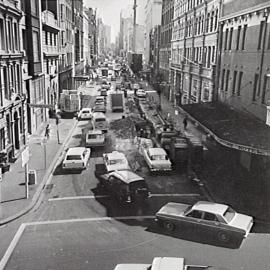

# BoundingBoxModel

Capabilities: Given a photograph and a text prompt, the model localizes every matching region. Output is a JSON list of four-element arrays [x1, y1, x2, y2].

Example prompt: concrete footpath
[[0, 117, 77, 225]]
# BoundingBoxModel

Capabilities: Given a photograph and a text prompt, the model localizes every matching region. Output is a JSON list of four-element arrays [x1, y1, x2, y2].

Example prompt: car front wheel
[[164, 221, 175, 232]]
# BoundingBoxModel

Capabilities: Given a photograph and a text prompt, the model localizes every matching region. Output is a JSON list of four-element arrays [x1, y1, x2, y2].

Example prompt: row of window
[[0, 18, 19, 52], [44, 31, 58, 47], [221, 69, 243, 97], [223, 21, 270, 51], [172, 45, 216, 68], [0, 64, 22, 106], [173, 10, 218, 40], [174, 0, 204, 17]]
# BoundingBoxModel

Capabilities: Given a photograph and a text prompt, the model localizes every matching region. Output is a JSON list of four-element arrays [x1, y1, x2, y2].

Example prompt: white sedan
[[142, 147, 172, 172], [85, 130, 105, 147], [62, 147, 91, 170], [103, 151, 130, 172], [77, 108, 92, 120]]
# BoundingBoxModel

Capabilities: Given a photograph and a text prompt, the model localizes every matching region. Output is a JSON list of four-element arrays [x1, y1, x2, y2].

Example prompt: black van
[[99, 170, 150, 203]]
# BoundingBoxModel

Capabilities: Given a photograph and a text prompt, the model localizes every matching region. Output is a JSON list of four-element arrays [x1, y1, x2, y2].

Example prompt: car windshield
[[95, 118, 105, 122], [108, 159, 125, 165], [87, 134, 103, 139], [151, 155, 167, 160], [66, 155, 81, 160], [82, 110, 90, 113], [223, 206, 236, 223]]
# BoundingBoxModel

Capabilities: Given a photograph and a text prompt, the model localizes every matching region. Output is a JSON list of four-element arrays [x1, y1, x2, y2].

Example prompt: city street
[[0, 81, 269, 270]]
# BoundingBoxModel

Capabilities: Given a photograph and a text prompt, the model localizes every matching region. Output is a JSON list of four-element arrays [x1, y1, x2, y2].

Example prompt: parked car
[[98, 170, 149, 203], [77, 108, 92, 120], [62, 147, 91, 170], [136, 89, 146, 98], [114, 256, 225, 270], [85, 130, 105, 147], [95, 96, 106, 105], [93, 103, 106, 113], [155, 201, 254, 245], [103, 151, 130, 172], [142, 147, 172, 172]]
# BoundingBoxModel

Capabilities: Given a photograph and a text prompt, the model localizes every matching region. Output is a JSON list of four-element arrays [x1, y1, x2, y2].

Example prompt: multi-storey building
[[144, 0, 162, 65], [41, 0, 60, 114], [83, 7, 91, 74], [73, 0, 84, 80], [0, 0, 26, 159], [149, 25, 161, 80], [171, 0, 220, 105], [58, 0, 73, 92], [97, 18, 105, 57], [22, 0, 45, 134], [159, 0, 174, 97], [217, 0, 270, 125]]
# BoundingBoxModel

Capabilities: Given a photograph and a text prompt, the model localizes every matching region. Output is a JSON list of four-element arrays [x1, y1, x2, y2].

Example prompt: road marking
[[150, 193, 200, 197], [0, 223, 26, 270], [48, 193, 200, 202], [48, 195, 110, 201], [26, 216, 155, 226], [0, 215, 155, 269]]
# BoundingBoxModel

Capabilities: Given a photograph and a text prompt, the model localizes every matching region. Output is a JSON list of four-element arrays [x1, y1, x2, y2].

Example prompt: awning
[[181, 102, 270, 156]]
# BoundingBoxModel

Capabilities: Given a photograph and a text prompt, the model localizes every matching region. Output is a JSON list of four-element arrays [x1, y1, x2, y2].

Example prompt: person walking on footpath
[[45, 124, 50, 139], [183, 116, 188, 130]]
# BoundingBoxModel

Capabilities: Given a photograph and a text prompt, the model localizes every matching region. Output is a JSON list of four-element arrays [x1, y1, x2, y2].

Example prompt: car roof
[[158, 202, 188, 216], [151, 257, 184, 270], [93, 112, 106, 118], [148, 148, 167, 155], [86, 130, 103, 135], [105, 151, 126, 160], [66, 147, 86, 155], [193, 201, 228, 216], [112, 170, 144, 184], [81, 107, 91, 111]]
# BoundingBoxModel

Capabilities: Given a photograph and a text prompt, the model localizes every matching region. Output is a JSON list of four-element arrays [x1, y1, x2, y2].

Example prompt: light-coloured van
[[92, 112, 108, 132], [62, 147, 91, 170]]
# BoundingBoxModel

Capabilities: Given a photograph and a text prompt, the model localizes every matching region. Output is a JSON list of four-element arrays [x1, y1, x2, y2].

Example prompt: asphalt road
[[1, 80, 270, 270]]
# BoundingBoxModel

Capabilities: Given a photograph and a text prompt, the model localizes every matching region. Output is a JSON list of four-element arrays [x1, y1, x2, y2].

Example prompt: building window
[[232, 71, 237, 95], [211, 46, 215, 63], [228, 27, 233, 50], [0, 128, 5, 151], [31, 0, 38, 16], [262, 75, 268, 104], [258, 21, 265, 50], [241, 24, 247, 50], [33, 31, 40, 62], [236, 26, 241, 50], [225, 70, 230, 92], [0, 18, 4, 50], [221, 69, 225, 90], [8, 20, 13, 51], [224, 28, 228, 50], [237, 71, 243, 96], [252, 73, 259, 101]]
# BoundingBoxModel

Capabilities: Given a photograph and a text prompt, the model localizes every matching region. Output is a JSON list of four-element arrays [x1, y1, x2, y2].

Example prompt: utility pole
[[133, 0, 137, 53]]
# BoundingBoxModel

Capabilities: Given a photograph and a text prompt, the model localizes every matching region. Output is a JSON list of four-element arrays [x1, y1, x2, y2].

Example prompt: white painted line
[[48, 195, 109, 201], [26, 216, 155, 226], [0, 223, 26, 270], [150, 193, 200, 197], [48, 193, 200, 202]]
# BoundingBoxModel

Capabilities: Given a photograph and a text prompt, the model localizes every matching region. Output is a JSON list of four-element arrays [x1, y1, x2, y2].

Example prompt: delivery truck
[[59, 90, 81, 116], [111, 93, 124, 112]]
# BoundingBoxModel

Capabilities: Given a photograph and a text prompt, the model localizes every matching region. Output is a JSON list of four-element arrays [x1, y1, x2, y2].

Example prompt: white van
[[92, 112, 108, 132]]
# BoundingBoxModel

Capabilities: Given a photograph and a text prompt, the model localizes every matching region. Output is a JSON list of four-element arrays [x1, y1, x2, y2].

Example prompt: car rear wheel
[[217, 231, 230, 243], [164, 221, 175, 231]]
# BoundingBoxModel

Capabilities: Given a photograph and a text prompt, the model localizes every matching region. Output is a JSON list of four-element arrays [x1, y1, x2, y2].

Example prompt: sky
[[84, 0, 146, 43]]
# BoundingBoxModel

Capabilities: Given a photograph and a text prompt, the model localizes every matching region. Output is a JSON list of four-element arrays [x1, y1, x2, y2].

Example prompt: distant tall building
[[144, 0, 162, 65], [159, 0, 174, 98], [104, 24, 111, 51]]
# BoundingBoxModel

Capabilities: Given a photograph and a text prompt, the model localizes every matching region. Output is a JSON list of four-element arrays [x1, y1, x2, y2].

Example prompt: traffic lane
[[5, 219, 270, 270]]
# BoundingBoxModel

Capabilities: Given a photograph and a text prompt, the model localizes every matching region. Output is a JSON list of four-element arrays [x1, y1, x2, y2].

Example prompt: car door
[[184, 210, 204, 234], [199, 211, 221, 238]]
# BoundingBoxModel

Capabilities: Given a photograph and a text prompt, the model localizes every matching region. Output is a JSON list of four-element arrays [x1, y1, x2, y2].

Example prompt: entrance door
[[14, 112, 20, 150]]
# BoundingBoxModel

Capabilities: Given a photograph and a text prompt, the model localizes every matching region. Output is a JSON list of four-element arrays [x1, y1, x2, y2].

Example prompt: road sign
[[22, 147, 30, 167]]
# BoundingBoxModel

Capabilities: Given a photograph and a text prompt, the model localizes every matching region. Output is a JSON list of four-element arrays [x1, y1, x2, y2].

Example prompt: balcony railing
[[41, 10, 59, 30], [43, 44, 59, 55]]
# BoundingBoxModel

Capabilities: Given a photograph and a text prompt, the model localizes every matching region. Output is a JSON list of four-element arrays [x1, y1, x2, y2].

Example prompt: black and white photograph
[[0, 0, 269, 269]]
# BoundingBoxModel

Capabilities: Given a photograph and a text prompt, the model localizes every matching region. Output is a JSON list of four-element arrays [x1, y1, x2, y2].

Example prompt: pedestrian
[[183, 116, 188, 130], [45, 124, 50, 139]]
